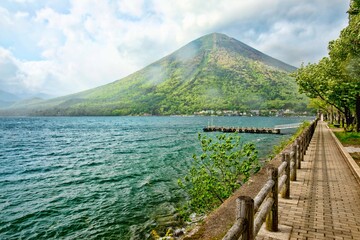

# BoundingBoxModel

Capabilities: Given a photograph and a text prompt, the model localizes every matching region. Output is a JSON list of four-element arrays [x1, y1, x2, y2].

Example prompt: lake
[[0, 116, 313, 239]]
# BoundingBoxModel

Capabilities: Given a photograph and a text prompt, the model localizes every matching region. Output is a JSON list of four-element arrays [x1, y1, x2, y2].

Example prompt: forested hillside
[[2, 33, 308, 116]]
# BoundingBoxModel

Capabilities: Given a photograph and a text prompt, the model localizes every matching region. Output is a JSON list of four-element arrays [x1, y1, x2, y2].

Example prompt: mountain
[[0, 90, 55, 109], [0, 90, 21, 108], [0, 90, 20, 101], [1, 33, 308, 116], [22, 92, 55, 100]]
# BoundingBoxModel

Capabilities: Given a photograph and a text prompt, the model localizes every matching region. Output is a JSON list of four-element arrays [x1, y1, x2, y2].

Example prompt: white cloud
[[0, 47, 49, 94], [247, 0, 348, 66], [12, 0, 35, 3], [118, 0, 144, 17], [0, 0, 350, 97], [0, 48, 21, 81]]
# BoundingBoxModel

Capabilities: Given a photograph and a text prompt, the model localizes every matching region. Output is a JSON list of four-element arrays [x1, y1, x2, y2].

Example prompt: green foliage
[[334, 131, 360, 145], [178, 133, 260, 217]]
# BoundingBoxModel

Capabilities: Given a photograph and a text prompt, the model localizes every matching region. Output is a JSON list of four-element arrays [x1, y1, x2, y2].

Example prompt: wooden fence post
[[303, 133, 307, 158], [300, 136, 304, 162], [266, 166, 278, 232], [281, 153, 290, 199], [295, 140, 300, 169], [291, 144, 297, 181], [306, 129, 310, 150], [236, 196, 254, 240]]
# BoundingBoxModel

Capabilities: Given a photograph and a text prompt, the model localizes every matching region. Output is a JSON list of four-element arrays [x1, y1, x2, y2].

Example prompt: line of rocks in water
[[203, 126, 280, 134]]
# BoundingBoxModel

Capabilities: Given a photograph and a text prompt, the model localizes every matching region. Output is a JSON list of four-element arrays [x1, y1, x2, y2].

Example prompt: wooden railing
[[222, 119, 318, 240]]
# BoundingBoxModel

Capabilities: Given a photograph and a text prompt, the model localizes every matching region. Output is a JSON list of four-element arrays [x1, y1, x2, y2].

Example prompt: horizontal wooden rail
[[254, 180, 275, 212], [222, 119, 318, 240], [278, 175, 287, 191], [254, 197, 274, 235], [278, 161, 287, 175], [222, 218, 247, 240]]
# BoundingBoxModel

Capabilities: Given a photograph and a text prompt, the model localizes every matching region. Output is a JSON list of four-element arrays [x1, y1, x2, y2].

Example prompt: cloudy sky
[[0, 0, 350, 97]]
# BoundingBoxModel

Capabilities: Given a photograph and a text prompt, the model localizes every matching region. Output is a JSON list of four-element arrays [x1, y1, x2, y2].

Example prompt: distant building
[[284, 109, 295, 114], [250, 110, 260, 116]]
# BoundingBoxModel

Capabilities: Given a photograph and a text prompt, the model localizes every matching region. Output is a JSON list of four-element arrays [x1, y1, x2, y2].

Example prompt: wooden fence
[[222, 119, 318, 240]]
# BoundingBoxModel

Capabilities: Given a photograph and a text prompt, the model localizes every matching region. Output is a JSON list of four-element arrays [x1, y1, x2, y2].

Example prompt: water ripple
[[0, 116, 312, 239]]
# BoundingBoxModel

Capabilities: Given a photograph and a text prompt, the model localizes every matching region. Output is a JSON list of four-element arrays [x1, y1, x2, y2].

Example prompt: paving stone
[[257, 121, 360, 240]]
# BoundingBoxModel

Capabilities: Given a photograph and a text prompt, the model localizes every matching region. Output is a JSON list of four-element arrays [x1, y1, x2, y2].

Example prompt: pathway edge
[[327, 123, 360, 184]]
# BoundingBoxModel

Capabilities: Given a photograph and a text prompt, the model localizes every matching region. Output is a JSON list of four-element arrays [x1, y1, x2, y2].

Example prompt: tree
[[292, 0, 360, 131], [336, 0, 360, 131]]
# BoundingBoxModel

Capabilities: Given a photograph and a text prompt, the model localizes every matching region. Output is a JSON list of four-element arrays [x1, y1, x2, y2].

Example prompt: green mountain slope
[[2, 33, 308, 116]]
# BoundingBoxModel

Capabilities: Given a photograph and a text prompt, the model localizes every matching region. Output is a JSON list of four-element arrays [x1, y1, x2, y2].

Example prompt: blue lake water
[[0, 116, 313, 239]]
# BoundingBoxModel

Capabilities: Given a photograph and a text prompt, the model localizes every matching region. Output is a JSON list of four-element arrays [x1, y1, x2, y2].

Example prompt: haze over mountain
[[0, 90, 20, 108], [1, 33, 308, 116], [0, 90, 55, 109]]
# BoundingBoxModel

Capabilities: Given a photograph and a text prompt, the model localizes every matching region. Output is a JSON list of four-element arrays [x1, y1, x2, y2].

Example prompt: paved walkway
[[259, 121, 360, 239]]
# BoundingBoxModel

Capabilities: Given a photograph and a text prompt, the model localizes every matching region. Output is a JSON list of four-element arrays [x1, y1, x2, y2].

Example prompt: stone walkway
[[258, 121, 360, 240]]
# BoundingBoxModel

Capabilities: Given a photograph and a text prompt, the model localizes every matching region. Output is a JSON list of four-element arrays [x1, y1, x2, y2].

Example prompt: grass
[[333, 129, 360, 167], [333, 131, 360, 146]]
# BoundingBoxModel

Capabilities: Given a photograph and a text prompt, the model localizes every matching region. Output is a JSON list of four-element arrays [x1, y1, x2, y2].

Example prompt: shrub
[[178, 133, 260, 217]]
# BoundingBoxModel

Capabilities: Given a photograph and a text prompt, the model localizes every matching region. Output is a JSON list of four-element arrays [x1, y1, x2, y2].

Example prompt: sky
[[0, 0, 350, 97]]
